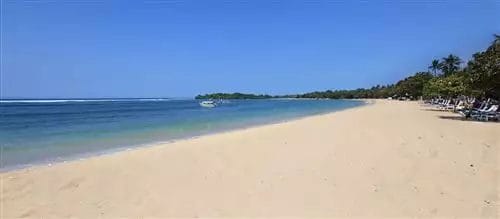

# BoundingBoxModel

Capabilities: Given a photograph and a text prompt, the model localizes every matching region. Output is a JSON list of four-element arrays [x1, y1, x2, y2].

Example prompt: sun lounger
[[471, 105, 499, 121]]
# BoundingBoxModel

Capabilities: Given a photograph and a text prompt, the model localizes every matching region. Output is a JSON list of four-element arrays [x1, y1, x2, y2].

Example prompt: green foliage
[[422, 77, 442, 97], [394, 72, 434, 98], [195, 92, 273, 99], [428, 59, 441, 76], [298, 84, 397, 99], [440, 54, 462, 76], [465, 35, 500, 99], [298, 72, 433, 100], [423, 72, 471, 97]]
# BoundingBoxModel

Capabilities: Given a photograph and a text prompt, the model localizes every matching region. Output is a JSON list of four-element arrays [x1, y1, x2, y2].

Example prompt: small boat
[[199, 100, 216, 108]]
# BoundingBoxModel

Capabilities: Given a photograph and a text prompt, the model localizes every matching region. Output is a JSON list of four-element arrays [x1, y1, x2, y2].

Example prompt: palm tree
[[490, 34, 500, 52], [428, 59, 441, 76], [493, 34, 500, 45], [441, 54, 462, 76]]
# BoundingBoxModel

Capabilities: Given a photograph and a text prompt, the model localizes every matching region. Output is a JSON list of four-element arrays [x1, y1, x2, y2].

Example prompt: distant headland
[[195, 93, 274, 99]]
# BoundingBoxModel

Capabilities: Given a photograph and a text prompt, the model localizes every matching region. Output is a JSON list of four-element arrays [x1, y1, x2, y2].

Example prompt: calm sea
[[0, 98, 364, 170]]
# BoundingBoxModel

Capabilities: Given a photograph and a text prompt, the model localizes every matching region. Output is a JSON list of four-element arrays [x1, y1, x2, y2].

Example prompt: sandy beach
[[1, 100, 498, 218]]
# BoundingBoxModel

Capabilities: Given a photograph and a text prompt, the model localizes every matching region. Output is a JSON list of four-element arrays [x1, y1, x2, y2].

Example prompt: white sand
[[1, 100, 499, 218]]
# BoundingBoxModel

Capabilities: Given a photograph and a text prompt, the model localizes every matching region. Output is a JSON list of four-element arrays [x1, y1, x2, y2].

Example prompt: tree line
[[197, 35, 499, 100], [299, 35, 499, 100], [195, 92, 273, 99]]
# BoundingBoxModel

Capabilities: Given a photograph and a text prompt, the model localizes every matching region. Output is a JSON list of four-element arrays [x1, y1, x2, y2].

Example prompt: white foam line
[[0, 98, 172, 103]]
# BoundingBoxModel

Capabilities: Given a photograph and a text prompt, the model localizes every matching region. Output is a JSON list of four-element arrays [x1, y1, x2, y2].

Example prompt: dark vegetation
[[195, 92, 272, 99]]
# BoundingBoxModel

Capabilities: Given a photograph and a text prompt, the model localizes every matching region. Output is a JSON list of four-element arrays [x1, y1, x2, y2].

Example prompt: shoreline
[[2, 99, 497, 218], [0, 99, 370, 173]]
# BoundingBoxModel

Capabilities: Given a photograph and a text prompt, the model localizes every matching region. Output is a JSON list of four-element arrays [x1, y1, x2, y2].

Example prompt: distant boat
[[199, 100, 216, 108]]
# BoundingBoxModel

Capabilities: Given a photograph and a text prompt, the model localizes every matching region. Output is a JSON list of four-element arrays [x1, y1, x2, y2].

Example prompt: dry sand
[[1, 100, 499, 218]]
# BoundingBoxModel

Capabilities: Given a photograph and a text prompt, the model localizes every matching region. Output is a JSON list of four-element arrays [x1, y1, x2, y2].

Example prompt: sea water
[[0, 98, 364, 170]]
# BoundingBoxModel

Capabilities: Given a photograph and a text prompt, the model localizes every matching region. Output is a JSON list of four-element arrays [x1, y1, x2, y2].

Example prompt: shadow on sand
[[422, 108, 449, 112], [437, 115, 499, 123], [437, 115, 468, 121]]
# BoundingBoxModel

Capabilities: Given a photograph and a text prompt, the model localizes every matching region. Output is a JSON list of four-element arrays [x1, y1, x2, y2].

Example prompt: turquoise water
[[0, 98, 364, 170]]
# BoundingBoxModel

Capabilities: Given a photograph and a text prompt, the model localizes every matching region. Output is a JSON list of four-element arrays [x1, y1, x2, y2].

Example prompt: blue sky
[[2, 0, 499, 98]]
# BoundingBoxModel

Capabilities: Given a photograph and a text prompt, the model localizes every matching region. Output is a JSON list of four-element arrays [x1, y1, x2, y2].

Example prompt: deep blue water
[[0, 98, 364, 170]]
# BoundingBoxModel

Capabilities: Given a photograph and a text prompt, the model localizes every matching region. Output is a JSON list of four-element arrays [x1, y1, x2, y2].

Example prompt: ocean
[[0, 98, 364, 170]]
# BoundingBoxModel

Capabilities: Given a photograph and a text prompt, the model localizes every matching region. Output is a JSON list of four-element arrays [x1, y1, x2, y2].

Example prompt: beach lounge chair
[[457, 100, 488, 117], [471, 105, 499, 121], [438, 99, 454, 110], [437, 100, 446, 108], [454, 101, 465, 112], [444, 100, 462, 111]]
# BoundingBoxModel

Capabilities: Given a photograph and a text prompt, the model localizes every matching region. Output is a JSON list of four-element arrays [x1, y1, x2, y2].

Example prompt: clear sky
[[2, 0, 499, 98]]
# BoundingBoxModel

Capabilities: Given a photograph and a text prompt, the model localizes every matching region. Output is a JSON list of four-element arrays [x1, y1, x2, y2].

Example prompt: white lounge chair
[[472, 105, 499, 121]]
